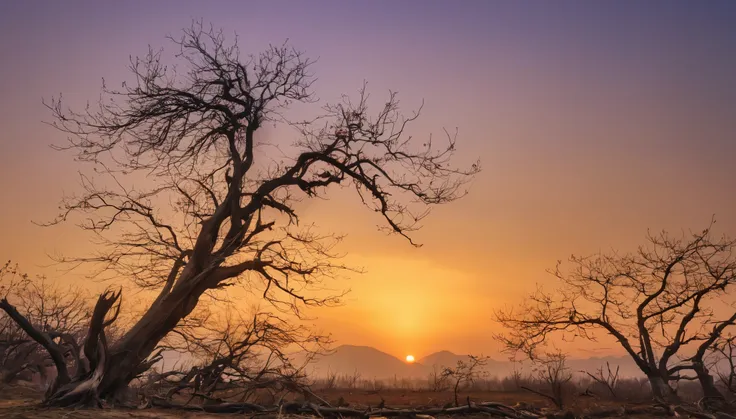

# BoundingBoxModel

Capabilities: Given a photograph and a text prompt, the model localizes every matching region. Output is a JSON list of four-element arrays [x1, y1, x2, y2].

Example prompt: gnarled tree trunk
[[647, 374, 679, 403], [692, 360, 729, 412], [38, 290, 122, 406], [0, 298, 71, 397], [76, 279, 210, 402]]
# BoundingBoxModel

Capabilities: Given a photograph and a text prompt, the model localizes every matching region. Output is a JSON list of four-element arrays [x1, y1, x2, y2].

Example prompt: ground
[[0, 385, 681, 418], [319, 388, 554, 408]]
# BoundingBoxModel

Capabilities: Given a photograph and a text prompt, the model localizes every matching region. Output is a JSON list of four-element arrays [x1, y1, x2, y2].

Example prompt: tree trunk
[[40, 290, 126, 406], [453, 380, 460, 407], [44, 277, 210, 405], [647, 374, 679, 402], [692, 361, 728, 412], [0, 299, 71, 396]]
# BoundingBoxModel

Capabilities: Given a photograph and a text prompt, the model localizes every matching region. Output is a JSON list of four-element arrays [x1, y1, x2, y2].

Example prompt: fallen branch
[[146, 396, 736, 419], [521, 386, 562, 410], [149, 398, 540, 418], [579, 405, 670, 418], [0, 297, 71, 395]]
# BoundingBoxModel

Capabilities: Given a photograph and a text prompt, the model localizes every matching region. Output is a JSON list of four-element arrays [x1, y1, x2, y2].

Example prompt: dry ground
[[316, 389, 668, 418], [0, 385, 680, 419], [318, 388, 563, 409], [0, 386, 235, 419]]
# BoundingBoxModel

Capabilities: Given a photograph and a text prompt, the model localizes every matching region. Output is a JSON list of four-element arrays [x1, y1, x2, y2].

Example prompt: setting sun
[[4, 1, 736, 414]]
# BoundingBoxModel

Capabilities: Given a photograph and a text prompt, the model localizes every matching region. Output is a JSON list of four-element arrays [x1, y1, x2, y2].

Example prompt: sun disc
[[406, 355, 415, 363]]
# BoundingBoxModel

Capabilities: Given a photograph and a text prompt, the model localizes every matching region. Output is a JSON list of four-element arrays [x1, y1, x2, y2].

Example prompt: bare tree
[[683, 316, 736, 410], [3, 22, 478, 406], [366, 377, 384, 392], [521, 351, 572, 409], [144, 308, 324, 406], [345, 368, 362, 390], [496, 223, 736, 404], [440, 354, 488, 406], [582, 361, 620, 399], [713, 335, 736, 396], [0, 316, 38, 385], [428, 363, 449, 392], [320, 368, 337, 390], [0, 262, 89, 388]]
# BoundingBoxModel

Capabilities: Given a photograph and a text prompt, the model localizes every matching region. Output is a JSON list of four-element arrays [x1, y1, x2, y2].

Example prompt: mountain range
[[301, 345, 646, 380]]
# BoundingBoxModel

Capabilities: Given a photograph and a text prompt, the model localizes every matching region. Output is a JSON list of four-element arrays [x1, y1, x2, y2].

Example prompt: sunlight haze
[[2, 0, 736, 362]]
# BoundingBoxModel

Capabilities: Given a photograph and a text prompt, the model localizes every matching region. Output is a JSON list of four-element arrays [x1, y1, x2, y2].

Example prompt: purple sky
[[2, 1, 736, 357]]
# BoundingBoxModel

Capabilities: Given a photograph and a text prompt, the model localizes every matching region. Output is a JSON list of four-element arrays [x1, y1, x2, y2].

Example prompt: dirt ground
[[317, 388, 554, 408], [0, 386, 233, 419], [0, 385, 674, 419], [315, 389, 671, 418]]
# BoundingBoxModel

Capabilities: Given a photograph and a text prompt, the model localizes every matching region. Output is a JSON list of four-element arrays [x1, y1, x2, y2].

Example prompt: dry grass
[[315, 389, 673, 418], [0, 385, 676, 419]]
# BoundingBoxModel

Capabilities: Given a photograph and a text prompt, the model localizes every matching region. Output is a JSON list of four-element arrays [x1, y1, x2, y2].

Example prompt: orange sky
[[2, 1, 736, 360]]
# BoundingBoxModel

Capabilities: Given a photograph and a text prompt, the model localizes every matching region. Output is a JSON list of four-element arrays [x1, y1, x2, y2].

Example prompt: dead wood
[[14, 19, 479, 405], [148, 398, 540, 418]]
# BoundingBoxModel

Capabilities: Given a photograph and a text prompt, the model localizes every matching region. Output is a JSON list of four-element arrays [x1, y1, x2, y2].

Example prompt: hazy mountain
[[304, 345, 430, 379], [418, 351, 646, 378], [418, 350, 467, 368], [161, 345, 729, 382], [304, 346, 647, 380], [564, 356, 643, 378], [419, 351, 518, 378]]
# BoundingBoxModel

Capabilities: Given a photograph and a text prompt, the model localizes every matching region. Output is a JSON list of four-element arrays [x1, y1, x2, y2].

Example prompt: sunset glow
[[1, 1, 736, 363]]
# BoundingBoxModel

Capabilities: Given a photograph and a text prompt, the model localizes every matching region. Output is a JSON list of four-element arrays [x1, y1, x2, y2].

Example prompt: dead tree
[[152, 308, 326, 405], [714, 335, 736, 395], [684, 314, 736, 410], [521, 351, 572, 410], [495, 223, 736, 404], [344, 368, 362, 390], [428, 363, 449, 392], [507, 362, 526, 391], [0, 334, 37, 385], [322, 368, 338, 390], [4, 22, 478, 406], [440, 354, 488, 406], [0, 263, 89, 387], [0, 298, 35, 385], [582, 361, 620, 399]]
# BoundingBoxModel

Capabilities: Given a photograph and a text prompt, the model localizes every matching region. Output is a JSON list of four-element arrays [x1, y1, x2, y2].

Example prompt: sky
[[1, 1, 736, 360]]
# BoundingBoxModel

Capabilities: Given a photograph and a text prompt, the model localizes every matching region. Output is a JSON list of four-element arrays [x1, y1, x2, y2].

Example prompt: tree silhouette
[[441, 354, 488, 406], [521, 350, 572, 410], [147, 308, 325, 405], [496, 222, 736, 405], [0, 262, 89, 392], [0, 22, 478, 406]]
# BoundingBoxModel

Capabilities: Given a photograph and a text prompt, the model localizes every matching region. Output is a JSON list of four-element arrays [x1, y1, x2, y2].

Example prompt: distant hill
[[418, 350, 466, 368], [162, 344, 721, 382], [303, 345, 430, 379], [564, 356, 643, 378], [419, 351, 517, 378], [303, 346, 647, 380]]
